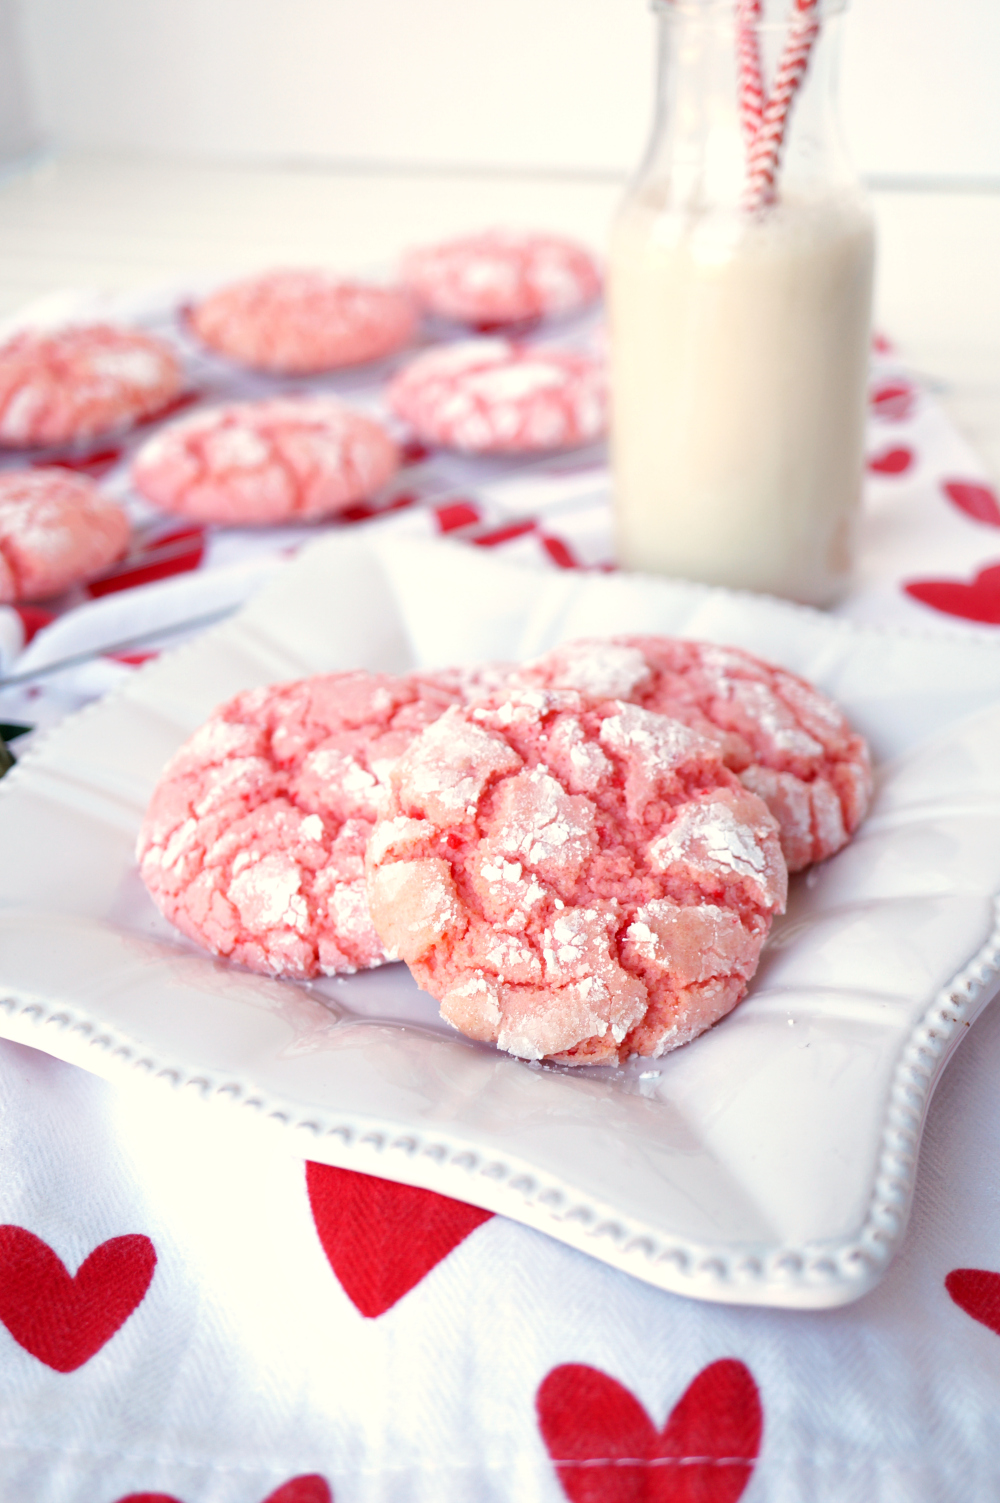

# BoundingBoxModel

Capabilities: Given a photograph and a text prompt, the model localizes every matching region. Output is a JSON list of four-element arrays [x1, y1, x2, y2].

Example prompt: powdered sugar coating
[[190, 270, 417, 375], [0, 468, 130, 602], [131, 396, 399, 525], [366, 687, 786, 1064], [387, 339, 606, 455], [403, 231, 601, 326], [137, 669, 471, 980], [0, 325, 182, 448], [511, 637, 872, 872]]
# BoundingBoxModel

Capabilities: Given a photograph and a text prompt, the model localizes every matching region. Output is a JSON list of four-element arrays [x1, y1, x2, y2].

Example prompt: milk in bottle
[[609, 0, 874, 606]]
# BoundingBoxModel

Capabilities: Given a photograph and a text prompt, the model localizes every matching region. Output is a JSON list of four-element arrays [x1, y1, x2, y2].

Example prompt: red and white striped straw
[[735, 0, 764, 147], [740, 0, 822, 211]]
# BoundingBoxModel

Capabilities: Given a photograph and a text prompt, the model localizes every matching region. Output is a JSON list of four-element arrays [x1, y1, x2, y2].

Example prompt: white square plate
[[3, 529, 1000, 1309]]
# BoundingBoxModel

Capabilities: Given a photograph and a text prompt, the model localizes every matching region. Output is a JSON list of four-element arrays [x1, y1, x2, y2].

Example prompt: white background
[[3, 0, 1000, 181]]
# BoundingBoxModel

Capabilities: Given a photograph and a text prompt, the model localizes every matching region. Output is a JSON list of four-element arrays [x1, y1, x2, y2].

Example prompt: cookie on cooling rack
[[0, 468, 130, 602], [387, 339, 606, 455], [189, 269, 417, 374], [0, 325, 183, 449], [403, 231, 601, 327], [131, 396, 399, 525]]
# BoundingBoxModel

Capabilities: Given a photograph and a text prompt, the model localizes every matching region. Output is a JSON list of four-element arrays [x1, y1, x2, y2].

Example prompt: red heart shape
[[904, 562, 1000, 623], [434, 498, 481, 533], [941, 480, 1000, 528], [471, 518, 539, 549], [542, 535, 581, 569], [537, 1359, 762, 1502], [0, 1226, 156, 1372], [305, 1163, 493, 1318], [867, 446, 913, 475], [870, 381, 915, 421], [945, 1267, 1000, 1336], [339, 491, 417, 525], [116, 1477, 332, 1503]]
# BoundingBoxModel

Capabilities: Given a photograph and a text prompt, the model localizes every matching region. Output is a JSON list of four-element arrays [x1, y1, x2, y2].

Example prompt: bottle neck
[[635, 0, 859, 215]]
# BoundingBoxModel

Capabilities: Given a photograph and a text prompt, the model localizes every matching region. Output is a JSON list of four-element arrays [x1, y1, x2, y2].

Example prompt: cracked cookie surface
[[190, 270, 416, 374], [138, 670, 467, 979], [0, 468, 129, 602], [131, 396, 398, 524], [388, 339, 605, 455], [511, 636, 872, 872], [366, 685, 786, 1064], [403, 230, 601, 327], [0, 324, 182, 448]]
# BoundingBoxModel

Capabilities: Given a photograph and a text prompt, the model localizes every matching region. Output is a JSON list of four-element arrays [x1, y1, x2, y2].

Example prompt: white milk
[[608, 191, 875, 606]]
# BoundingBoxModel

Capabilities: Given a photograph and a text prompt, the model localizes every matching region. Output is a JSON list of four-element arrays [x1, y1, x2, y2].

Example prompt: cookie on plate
[[366, 686, 787, 1064], [510, 637, 872, 872], [0, 325, 183, 449], [403, 231, 601, 327], [137, 669, 474, 980], [131, 396, 399, 525], [0, 468, 130, 602], [387, 339, 606, 455], [189, 270, 417, 374]]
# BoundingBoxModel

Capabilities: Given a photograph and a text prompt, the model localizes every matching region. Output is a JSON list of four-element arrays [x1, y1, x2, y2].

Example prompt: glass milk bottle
[[609, 0, 874, 606]]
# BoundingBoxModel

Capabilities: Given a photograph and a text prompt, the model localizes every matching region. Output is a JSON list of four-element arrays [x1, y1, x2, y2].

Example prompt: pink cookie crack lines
[[189, 270, 417, 375], [0, 324, 182, 449], [137, 670, 465, 980], [387, 339, 606, 455], [402, 230, 602, 327], [510, 636, 873, 872], [130, 396, 399, 525], [366, 685, 787, 1065], [0, 468, 130, 603]]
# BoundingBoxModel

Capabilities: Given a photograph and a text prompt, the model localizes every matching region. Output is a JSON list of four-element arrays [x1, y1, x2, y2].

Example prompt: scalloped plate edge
[[3, 892, 999, 1310]]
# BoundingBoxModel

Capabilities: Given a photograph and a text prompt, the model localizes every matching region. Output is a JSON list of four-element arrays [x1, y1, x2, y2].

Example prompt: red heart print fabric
[[941, 480, 1000, 528], [305, 1162, 493, 1317], [86, 524, 207, 598], [0, 1226, 156, 1373], [870, 380, 915, 421], [904, 561, 1000, 623], [536, 1358, 762, 1502], [946, 1267, 1000, 1337], [868, 446, 913, 475]]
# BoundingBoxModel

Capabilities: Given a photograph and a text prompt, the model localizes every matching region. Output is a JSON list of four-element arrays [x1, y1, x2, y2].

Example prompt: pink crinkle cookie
[[387, 339, 606, 455], [189, 270, 417, 375], [131, 396, 399, 525], [366, 686, 786, 1065], [511, 637, 872, 872], [403, 231, 601, 326], [0, 324, 182, 449], [0, 468, 129, 602], [137, 669, 468, 980]]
